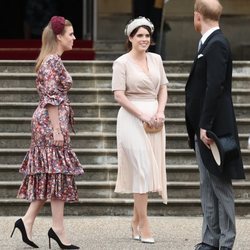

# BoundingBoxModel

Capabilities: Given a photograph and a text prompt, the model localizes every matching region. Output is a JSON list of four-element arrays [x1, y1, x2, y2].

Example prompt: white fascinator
[[124, 16, 154, 36]]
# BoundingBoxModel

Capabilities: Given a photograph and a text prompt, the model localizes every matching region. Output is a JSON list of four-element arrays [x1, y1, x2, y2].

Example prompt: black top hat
[[206, 130, 239, 170]]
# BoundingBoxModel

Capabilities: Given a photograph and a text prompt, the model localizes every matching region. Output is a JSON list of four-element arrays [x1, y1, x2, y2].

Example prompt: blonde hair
[[194, 0, 223, 21], [35, 19, 72, 72]]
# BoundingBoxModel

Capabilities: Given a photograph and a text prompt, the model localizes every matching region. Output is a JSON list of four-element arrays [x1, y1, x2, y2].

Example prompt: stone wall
[[164, 0, 250, 59], [165, 0, 250, 16], [96, 0, 250, 60], [96, 0, 131, 40]]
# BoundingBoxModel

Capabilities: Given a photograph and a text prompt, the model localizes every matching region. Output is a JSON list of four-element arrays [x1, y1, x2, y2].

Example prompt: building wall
[[164, 0, 250, 59], [165, 0, 250, 16], [96, 0, 132, 41], [96, 0, 250, 60]]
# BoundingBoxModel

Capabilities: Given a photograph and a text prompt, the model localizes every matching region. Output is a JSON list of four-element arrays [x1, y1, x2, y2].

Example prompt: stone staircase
[[0, 60, 249, 216]]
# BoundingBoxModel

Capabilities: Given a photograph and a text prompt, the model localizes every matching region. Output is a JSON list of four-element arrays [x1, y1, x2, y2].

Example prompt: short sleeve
[[39, 56, 65, 108], [111, 60, 126, 91], [158, 55, 168, 85]]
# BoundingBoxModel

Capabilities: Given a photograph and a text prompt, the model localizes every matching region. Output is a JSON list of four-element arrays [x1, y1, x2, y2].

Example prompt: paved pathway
[[1, 216, 249, 249]]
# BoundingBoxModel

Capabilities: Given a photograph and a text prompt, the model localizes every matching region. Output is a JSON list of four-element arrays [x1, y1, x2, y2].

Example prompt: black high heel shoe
[[10, 218, 39, 248], [48, 228, 79, 249]]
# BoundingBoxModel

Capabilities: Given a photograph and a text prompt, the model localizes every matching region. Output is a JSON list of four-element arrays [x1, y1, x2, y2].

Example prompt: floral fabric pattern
[[17, 54, 84, 202]]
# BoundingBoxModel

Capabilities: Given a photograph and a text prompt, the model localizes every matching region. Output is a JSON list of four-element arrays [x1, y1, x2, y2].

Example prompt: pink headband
[[50, 16, 65, 35]]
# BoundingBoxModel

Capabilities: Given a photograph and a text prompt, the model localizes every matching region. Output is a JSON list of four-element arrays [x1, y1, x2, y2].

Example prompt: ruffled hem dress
[[17, 54, 84, 202], [112, 52, 168, 204]]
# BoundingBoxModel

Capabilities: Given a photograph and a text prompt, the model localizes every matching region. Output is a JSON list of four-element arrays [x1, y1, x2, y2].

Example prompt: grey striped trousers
[[195, 138, 236, 249]]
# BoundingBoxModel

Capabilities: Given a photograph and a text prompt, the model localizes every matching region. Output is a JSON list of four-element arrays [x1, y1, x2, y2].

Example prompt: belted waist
[[127, 97, 157, 101]]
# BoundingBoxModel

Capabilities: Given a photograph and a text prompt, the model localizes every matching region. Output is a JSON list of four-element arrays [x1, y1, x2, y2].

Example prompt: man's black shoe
[[194, 242, 219, 250]]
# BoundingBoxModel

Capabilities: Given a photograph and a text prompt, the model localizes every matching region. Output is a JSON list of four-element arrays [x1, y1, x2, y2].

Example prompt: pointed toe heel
[[133, 235, 140, 240], [10, 218, 39, 248], [131, 225, 140, 241], [140, 237, 155, 244], [48, 228, 79, 249]]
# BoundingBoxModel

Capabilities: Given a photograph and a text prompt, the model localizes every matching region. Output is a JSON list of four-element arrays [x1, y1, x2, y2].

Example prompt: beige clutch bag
[[143, 122, 163, 133]]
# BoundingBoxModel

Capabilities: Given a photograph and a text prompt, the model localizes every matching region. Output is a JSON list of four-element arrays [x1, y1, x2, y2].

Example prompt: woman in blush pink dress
[[10, 16, 83, 249], [112, 17, 168, 244]]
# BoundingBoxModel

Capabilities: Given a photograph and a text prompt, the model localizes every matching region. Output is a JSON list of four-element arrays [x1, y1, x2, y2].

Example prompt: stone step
[[0, 148, 249, 165], [0, 87, 250, 104], [0, 117, 249, 134], [95, 51, 124, 61], [0, 73, 112, 89], [0, 59, 249, 217], [1, 180, 250, 200], [0, 148, 195, 165], [0, 61, 197, 74], [0, 61, 114, 74], [0, 117, 117, 133], [1, 164, 250, 182], [0, 72, 250, 89], [0, 60, 250, 75], [0, 197, 199, 216], [0, 102, 249, 119], [0, 132, 249, 150], [1, 197, 250, 216]]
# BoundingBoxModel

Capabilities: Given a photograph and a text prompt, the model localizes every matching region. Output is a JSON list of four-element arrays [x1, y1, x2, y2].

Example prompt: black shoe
[[10, 218, 39, 248], [220, 247, 232, 250], [48, 228, 79, 249], [194, 242, 219, 250]]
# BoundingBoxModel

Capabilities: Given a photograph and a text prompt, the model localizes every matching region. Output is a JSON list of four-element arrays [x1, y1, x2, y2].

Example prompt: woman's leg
[[22, 200, 46, 239], [50, 199, 70, 245], [133, 193, 152, 238], [131, 198, 140, 237]]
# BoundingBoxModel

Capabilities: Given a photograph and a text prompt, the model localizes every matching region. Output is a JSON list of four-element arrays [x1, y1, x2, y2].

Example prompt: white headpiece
[[124, 16, 154, 36]]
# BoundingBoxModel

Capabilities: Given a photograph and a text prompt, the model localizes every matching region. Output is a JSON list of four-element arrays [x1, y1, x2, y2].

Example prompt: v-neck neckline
[[128, 53, 150, 75]]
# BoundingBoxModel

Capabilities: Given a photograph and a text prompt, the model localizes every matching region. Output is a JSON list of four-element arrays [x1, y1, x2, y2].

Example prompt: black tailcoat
[[185, 29, 245, 179]]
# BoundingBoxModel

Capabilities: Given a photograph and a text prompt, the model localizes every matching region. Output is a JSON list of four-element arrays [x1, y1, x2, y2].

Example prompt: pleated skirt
[[114, 99, 167, 204]]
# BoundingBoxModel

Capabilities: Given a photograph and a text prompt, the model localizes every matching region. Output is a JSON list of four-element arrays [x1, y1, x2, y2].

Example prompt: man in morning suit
[[185, 0, 245, 249]]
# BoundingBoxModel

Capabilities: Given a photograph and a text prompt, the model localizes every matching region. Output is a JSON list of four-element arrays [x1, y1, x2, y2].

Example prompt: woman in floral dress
[[10, 16, 83, 249]]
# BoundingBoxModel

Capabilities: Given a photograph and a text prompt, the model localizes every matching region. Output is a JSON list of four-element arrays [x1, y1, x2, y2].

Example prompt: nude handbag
[[143, 122, 163, 133]]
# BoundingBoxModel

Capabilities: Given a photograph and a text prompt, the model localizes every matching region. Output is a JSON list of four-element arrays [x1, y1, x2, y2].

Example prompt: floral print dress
[[17, 54, 84, 202]]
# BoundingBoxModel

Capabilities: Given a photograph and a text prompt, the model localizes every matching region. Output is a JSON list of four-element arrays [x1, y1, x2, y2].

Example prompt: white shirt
[[201, 27, 220, 44]]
